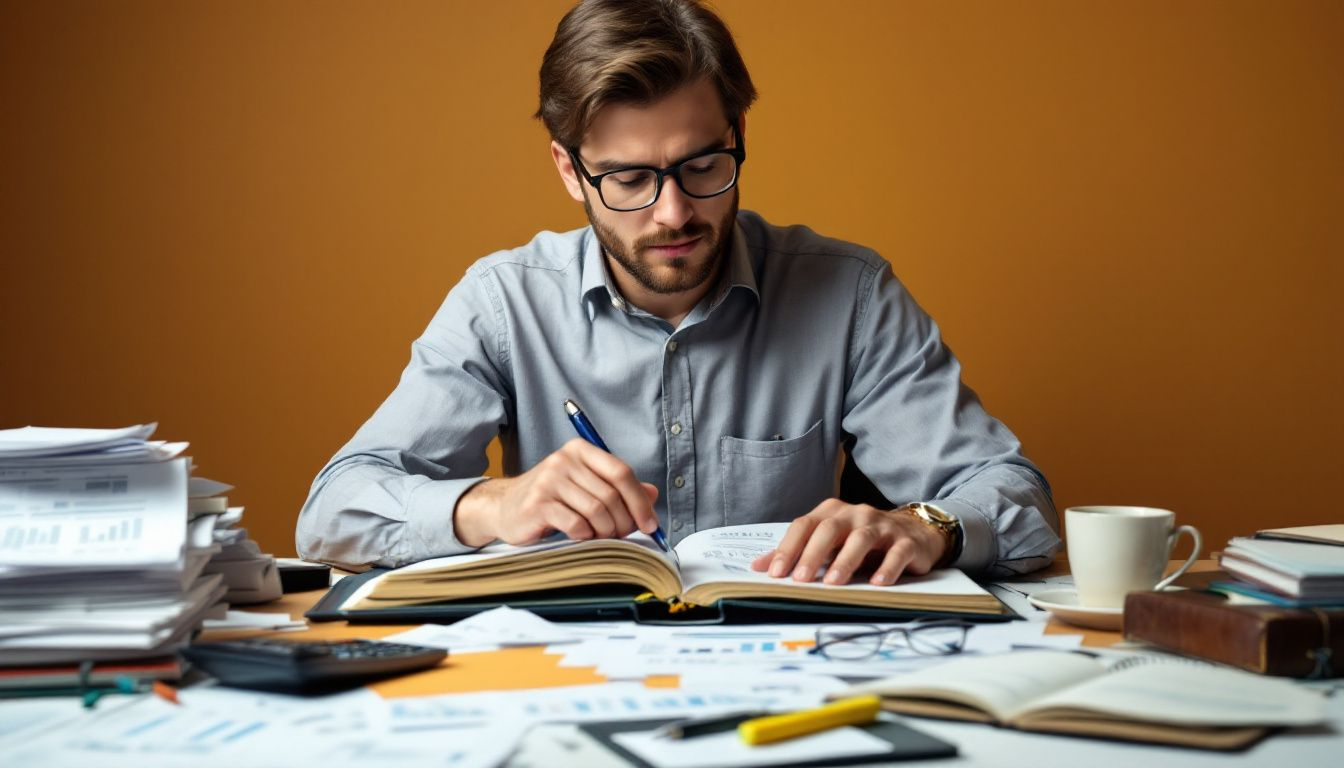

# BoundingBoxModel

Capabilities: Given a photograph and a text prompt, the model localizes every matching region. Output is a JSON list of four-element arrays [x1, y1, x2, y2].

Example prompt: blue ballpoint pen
[[563, 399, 677, 563]]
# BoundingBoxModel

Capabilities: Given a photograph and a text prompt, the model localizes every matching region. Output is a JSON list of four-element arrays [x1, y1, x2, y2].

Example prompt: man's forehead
[[579, 79, 730, 166]]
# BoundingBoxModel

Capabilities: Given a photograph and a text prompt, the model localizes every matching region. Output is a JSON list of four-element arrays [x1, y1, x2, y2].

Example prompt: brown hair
[[536, 0, 757, 148]]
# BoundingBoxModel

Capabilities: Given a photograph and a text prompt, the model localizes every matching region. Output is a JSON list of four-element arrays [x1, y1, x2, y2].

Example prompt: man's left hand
[[749, 499, 948, 586]]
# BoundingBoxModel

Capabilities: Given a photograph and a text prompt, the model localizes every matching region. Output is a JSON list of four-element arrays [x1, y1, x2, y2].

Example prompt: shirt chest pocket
[[719, 420, 834, 527]]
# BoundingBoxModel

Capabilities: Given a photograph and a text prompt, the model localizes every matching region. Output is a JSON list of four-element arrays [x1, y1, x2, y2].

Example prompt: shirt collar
[[579, 229, 617, 318], [578, 220, 760, 318], [711, 222, 759, 309]]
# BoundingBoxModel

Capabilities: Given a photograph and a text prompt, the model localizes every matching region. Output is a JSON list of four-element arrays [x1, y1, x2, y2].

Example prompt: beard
[[584, 192, 738, 296]]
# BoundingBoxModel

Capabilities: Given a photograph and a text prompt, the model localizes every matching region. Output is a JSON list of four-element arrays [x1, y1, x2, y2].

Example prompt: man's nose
[[650, 175, 694, 231]]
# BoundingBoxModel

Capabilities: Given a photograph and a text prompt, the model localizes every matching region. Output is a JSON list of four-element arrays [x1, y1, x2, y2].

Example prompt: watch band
[[898, 502, 963, 569]]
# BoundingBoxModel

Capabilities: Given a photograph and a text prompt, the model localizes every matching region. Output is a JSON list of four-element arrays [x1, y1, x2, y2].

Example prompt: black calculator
[[183, 638, 447, 693]]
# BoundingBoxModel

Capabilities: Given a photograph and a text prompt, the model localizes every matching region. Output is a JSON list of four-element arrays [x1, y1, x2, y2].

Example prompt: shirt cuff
[[403, 476, 492, 562], [927, 498, 995, 574]]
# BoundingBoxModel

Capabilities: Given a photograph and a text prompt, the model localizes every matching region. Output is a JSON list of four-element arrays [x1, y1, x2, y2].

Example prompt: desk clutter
[[1123, 523, 1344, 678], [3, 603, 1335, 766], [1, 451, 1340, 768], [0, 424, 282, 693]]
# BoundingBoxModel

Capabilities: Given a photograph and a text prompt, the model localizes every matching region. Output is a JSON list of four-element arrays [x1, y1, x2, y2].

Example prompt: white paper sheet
[[385, 606, 582, 653], [547, 618, 1077, 680], [201, 609, 305, 632], [987, 572, 1077, 620], [9, 685, 526, 768], [0, 458, 188, 567], [0, 424, 157, 459], [400, 680, 839, 726]]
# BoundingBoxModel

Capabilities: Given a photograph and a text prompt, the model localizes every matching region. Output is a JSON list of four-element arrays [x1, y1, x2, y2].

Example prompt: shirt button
[[671, 519, 684, 532], [673, 475, 685, 488], [670, 422, 682, 436], [666, 340, 678, 353]]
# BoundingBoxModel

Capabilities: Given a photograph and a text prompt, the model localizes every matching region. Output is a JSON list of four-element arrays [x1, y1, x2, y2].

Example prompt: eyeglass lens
[[601, 152, 738, 211], [905, 623, 968, 655], [815, 622, 969, 660], [815, 625, 886, 660]]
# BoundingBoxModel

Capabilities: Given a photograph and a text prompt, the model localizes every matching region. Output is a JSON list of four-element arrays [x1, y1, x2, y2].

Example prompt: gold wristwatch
[[897, 502, 963, 569]]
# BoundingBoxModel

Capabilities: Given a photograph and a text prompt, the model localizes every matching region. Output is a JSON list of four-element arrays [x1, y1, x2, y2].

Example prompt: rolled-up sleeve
[[296, 265, 511, 570], [841, 259, 1061, 577]]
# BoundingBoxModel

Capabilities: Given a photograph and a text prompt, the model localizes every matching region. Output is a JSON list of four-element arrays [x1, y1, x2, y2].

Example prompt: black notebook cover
[[306, 568, 1018, 625], [578, 716, 957, 767]]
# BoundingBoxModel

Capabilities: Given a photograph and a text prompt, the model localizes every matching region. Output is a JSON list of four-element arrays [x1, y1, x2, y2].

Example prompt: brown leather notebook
[[1123, 589, 1343, 678]]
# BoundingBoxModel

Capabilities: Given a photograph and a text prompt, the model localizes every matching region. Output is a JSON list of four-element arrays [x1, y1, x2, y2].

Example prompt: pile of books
[[1216, 525, 1344, 606], [1123, 523, 1344, 678], [0, 423, 274, 689]]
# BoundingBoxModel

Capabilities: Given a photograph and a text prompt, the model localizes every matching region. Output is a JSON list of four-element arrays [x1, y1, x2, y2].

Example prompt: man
[[297, 0, 1060, 583]]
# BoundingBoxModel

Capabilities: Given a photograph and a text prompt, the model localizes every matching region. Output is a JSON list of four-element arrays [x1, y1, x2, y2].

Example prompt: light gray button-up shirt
[[297, 210, 1061, 576]]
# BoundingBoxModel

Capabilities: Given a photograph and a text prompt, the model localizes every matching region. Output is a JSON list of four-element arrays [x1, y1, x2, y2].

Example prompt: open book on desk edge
[[307, 523, 1013, 625], [840, 650, 1327, 751]]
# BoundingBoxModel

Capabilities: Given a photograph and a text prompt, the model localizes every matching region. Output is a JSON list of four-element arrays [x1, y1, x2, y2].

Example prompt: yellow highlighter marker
[[738, 694, 881, 746]]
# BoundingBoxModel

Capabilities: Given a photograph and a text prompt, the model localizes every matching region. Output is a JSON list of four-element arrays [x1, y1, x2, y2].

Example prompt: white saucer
[[1027, 589, 1123, 631]]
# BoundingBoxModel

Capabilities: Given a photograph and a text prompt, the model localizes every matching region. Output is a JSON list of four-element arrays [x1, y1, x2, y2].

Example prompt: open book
[[841, 650, 1326, 750], [339, 523, 1007, 617]]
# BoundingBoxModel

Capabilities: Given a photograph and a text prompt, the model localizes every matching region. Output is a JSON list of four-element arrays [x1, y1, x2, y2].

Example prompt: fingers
[[755, 501, 941, 587], [870, 538, 917, 585], [563, 460, 635, 538], [824, 526, 881, 585], [765, 515, 821, 578], [792, 517, 849, 582], [565, 440, 659, 534], [540, 502, 595, 541], [751, 550, 777, 572], [552, 478, 620, 539], [510, 440, 654, 543]]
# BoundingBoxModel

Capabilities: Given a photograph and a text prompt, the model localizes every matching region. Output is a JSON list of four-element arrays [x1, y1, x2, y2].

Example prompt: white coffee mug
[[1065, 506, 1202, 609]]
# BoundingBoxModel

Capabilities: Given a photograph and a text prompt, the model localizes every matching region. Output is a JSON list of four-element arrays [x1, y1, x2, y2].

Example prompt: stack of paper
[[0, 424, 227, 667], [192, 477, 282, 604]]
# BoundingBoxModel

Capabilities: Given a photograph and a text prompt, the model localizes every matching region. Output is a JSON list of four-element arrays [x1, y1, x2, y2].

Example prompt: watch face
[[918, 503, 955, 526]]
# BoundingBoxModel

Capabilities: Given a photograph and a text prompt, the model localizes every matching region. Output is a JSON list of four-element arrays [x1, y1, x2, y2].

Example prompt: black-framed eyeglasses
[[808, 619, 973, 661], [568, 123, 746, 212]]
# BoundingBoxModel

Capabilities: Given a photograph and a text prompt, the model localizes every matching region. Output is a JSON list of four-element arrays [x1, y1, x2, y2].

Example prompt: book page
[[1256, 524, 1344, 546], [1016, 663, 1327, 727], [845, 651, 1104, 723], [1225, 537, 1344, 577], [341, 531, 678, 610], [393, 530, 668, 575], [673, 523, 991, 597]]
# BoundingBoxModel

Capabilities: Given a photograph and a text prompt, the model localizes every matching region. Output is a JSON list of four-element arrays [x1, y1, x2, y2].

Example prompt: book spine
[[1123, 592, 1341, 678]]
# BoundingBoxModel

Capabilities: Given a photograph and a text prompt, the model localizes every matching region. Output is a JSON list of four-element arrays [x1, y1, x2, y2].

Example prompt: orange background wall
[[3, 1, 1341, 560]]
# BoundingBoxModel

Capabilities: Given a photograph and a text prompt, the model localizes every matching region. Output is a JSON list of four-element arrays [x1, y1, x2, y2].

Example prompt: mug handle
[[1154, 525, 1203, 591]]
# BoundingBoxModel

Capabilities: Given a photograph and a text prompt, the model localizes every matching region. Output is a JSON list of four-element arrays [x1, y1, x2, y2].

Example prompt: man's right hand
[[453, 438, 660, 548]]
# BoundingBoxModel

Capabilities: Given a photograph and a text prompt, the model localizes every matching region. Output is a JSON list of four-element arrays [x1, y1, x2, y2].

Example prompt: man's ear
[[550, 141, 586, 203]]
